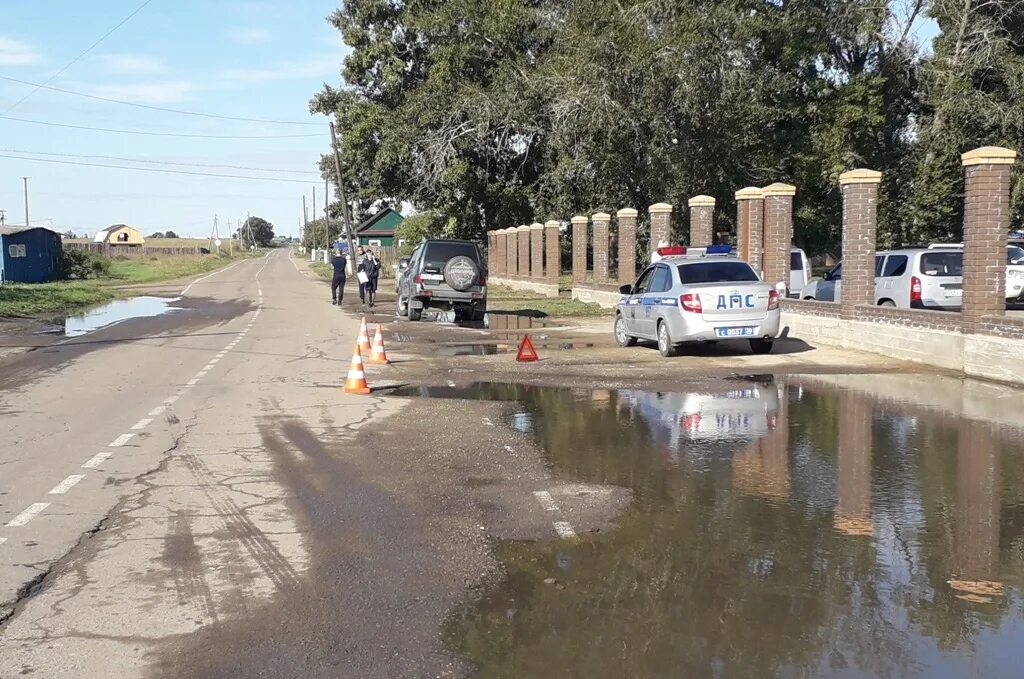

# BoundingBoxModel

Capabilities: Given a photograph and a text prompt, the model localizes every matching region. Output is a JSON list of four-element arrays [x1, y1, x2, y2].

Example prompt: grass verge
[[106, 253, 241, 284], [310, 261, 332, 280], [487, 285, 608, 318], [0, 282, 116, 317]]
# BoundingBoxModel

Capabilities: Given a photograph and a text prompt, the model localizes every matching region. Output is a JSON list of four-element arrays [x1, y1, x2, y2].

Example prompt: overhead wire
[[0, 153, 313, 184], [1, 0, 156, 116], [0, 148, 322, 175], [0, 75, 323, 127], [0, 116, 321, 139]]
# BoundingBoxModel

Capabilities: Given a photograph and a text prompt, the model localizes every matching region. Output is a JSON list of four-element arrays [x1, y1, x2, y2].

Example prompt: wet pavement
[[392, 379, 1024, 678], [63, 295, 182, 336]]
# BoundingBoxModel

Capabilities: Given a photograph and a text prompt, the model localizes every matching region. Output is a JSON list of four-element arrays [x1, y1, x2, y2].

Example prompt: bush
[[62, 249, 111, 279], [396, 211, 445, 255]]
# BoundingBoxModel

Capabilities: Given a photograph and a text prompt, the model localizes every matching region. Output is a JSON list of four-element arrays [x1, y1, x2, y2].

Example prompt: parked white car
[[926, 243, 1024, 303], [788, 248, 810, 298]]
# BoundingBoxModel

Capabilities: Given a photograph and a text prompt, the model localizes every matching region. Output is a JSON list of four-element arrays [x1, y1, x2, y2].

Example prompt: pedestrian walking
[[366, 249, 380, 307], [330, 247, 347, 305], [358, 247, 380, 307]]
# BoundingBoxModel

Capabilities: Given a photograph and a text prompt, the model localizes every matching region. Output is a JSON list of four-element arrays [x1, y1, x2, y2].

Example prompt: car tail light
[[680, 293, 702, 313], [768, 289, 779, 310], [658, 246, 687, 256], [910, 276, 922, 303], [414, 274, 423, 284], [479, 275, 487, 287]]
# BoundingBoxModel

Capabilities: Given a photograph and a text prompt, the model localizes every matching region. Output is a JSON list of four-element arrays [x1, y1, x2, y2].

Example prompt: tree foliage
[[240, 216, 275, 247], [313, 0, 1024, 254]]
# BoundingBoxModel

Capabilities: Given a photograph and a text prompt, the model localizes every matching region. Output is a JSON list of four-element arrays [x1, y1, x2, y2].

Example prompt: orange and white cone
[[356, 317, 372, 354], [343, 343, 371, 395], [368, 324, 391, 365]]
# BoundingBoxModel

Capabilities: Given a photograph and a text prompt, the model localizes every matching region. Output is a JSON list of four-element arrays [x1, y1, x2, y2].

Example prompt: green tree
[[164, 230, 178, 239], [240, 216, 275, 247], [148, 232, 165, 238], [394, 211, 444, 255]]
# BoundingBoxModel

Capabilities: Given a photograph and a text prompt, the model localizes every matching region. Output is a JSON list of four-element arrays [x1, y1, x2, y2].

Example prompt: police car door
[[626, 266, 656, 337], [639, 265, 672, 337]]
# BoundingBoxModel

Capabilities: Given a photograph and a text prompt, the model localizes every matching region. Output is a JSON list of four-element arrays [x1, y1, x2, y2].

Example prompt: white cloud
[[228, 28, 272, 45], [100, 53, 165, 75], [0, 37, 42, 67], [89, 80, 196, 104]]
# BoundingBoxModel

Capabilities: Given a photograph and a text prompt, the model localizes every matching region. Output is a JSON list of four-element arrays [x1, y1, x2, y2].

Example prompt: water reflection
[[430, 378, 1024, 677], [63, 296, 181, 337]]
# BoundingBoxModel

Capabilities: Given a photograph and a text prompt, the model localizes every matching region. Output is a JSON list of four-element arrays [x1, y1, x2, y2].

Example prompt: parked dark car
[[396, 239, 487, 322]]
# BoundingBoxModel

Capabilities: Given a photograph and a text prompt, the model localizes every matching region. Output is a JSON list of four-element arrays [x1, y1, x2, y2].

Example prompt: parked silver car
[[615, 246, 781, 357]]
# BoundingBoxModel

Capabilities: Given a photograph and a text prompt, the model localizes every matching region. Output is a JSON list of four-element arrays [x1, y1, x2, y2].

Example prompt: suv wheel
[[614, 315, 636, 347], [657, 321, 677, 357], [397, 295, 409, 318]]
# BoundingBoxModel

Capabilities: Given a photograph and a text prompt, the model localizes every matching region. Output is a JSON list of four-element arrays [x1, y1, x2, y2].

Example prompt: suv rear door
[[419, 241, 483, 294]]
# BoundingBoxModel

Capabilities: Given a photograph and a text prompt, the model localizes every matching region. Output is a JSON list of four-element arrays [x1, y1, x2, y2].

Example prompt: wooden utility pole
[[324, 178, 330, 250], [329, 121, 358, 271]]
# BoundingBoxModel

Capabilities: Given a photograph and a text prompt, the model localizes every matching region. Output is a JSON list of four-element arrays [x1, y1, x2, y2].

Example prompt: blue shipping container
[[0, 226, 63, 283]]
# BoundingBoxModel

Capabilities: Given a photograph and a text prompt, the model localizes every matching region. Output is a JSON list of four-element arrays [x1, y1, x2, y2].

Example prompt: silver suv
[[397, 239, 487, 322]]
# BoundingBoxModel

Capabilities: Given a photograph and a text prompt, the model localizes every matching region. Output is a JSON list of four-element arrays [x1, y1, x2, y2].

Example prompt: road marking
[[148, 405, 166, 417], [447, 380, 456, 387], [206, 359, 218, 367], [7, 503, 50, 527], [181, 258, 245, 295], [130, 418, 153, 430], [165, 394, 180, 405], [533, 491, 559, 512], [109, 433, 135, 448], [186, 378, 199, 386], [553, 521, 577, 539], [504, 445, 515, 454], [197, 369, 210, 376], [48, 475, 85, 495], [0, 538, 6, 546], [82, 452, 112, 469]]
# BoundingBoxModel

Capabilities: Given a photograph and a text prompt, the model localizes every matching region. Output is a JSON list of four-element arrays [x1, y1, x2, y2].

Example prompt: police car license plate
[[716, 327, 756, 337]]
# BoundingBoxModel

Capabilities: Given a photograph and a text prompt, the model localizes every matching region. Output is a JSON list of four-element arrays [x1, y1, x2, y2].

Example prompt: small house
[[94, 224, 144, 246], [355, 208, 403, 247], [0, 226, 63, 283]]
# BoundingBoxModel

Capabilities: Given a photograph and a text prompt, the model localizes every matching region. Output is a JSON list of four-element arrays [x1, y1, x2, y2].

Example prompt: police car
[[615, 246, 781, 357]]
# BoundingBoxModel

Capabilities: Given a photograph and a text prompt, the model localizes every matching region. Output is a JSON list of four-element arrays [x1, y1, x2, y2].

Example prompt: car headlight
[[1008, 270, 1024, 279]]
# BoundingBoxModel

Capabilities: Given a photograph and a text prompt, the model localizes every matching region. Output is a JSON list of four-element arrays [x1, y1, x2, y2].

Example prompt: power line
[[0, 116, 321, 139], [1, 0, 156, 116], [0, 75, 323, 127], [0, 148, 321, 175], [0, 153, 312, 184]]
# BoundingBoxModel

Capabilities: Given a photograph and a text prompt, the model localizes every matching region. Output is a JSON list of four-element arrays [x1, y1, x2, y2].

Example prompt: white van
[[788, 248, 810, 298], [927, 243, 1024, 302]]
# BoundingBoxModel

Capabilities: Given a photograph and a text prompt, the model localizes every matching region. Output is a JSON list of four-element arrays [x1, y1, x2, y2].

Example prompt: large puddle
[[394, 376, 1024, 677], [63, 296, 182, 337]]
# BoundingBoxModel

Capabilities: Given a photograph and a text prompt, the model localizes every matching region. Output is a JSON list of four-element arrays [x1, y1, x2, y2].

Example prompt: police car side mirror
[[822, 271, 831, 281], [619, 284, 633, 295]]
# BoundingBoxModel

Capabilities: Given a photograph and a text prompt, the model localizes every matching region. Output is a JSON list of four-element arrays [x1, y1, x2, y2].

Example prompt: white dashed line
[[48, 475, 85, 495], [181, 258, 245, 295], [0, 537, 7, 546], [148, 405, 166, 417], [82, 452, 112, 469], [533, 491, 559, 512], [6, 503, 50, 527], [109, 433, 135, 448], [164, 394, 180, 405], [130, 418, 153, 430], [553, 521, 577, 539]]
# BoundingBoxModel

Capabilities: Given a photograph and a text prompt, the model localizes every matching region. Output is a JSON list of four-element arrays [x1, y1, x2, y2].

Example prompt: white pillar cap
[[616, 208, 638, 218], [688, 195, 715, 207], [648, 202, 673, 214], [591, 212, 611, 221], [961, 146, 1017, 166], [762, 183, 797, 197], [570, 215, 589, 224], [839, 169, 882, 185]]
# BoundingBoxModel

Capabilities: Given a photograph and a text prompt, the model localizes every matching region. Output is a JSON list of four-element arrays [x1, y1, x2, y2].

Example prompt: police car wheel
[[614, 315, 636, 347], [657, 322, 677, 357]]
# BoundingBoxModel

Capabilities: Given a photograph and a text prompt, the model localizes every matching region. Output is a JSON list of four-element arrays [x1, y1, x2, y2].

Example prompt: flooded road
[[63, 296, 181, 336], [396, 378, 1024, 678]]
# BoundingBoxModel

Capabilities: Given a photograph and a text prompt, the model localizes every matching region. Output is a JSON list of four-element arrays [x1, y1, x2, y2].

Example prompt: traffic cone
[[343, 343, 371, 395], [368, 324, 391, 364], [357, 317, 372, 354]]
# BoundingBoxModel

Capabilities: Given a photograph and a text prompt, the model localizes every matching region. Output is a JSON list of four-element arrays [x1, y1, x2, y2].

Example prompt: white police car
[[615, 246, 782, 357]]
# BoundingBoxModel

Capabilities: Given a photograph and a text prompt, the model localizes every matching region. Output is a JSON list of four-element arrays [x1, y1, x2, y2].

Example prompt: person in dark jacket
[[357, 247, 380, 307], [330, 247, 347, 305]]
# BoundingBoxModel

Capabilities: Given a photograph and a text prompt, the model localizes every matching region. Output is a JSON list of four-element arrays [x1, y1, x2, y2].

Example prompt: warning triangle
[[516, 335, 539, 362]]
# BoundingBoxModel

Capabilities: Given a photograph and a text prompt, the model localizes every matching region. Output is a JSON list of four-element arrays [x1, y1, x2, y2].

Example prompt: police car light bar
[[706, 245, 732, 254], [657, 246, 687, 256]]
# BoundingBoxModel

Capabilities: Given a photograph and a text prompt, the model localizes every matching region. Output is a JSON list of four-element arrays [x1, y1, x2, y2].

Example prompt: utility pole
[[0, 209, 6, 226], [209, 214, 220, 255], [312, 185, 317, 247], [324, 178, 330, 250], [20, 177, 30, 227], [227, 219, 234, 255], [329, 122, 358, 272]]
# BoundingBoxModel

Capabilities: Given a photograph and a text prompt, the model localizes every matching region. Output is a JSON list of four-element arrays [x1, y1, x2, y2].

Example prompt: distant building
[[0, 226, 63, 283], [94, 224, 144, 246], [355, 208, 404, 247]]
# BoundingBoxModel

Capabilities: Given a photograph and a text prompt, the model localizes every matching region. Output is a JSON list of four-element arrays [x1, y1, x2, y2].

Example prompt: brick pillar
[[735, 187, 762, 264], [839, 169, 882, 312], [517, 225, 530, 278], [951, 419, 1002, 599], [688, 195, 715, 246], [592, 212, 610, 284], [530, 223, 544, 280], [962, 146, 1017, 330], [544, 220, 560, 285], [761, 183, 796, 289], [495, 229, 507, 276], [506, 227, 518, 276], [617, 208, 637, 285], [571, 215, 588, 283], [649, 203, 673, 257], [835, 390, 873, 536]]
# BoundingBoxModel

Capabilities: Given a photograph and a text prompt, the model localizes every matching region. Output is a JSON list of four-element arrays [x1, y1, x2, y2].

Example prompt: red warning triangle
[[516, 335, 539, 362]]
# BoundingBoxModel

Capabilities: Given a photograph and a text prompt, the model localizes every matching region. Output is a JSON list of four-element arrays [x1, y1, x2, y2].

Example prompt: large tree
[[240, 216, 275, 247]]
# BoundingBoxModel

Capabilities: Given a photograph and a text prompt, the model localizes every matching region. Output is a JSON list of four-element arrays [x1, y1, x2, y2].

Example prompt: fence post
[[517, 225, 530, 278], [761, 183, 796, 290], [494, 229, 506, 276], [688, 196, 715, 246], [617, 208, 637, 285], [507, 227, 519, 276], [487, 230, 496, 275], [530, 223, 544, 280], [961, 146, 1017, 331], [571, 215, 588, 284], [735, 187, 762, 266], [592, 212, 611, 284], [544, 220, 560, 287], [649, 203, 673, 257], [839, 170, 882, 313]]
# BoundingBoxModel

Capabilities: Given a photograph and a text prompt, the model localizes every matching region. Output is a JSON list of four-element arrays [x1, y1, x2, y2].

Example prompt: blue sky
[[0, 0, 347, 238]]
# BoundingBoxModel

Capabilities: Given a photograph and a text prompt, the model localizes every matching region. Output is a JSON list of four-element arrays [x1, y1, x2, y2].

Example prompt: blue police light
[[706, 245, 732, 254]]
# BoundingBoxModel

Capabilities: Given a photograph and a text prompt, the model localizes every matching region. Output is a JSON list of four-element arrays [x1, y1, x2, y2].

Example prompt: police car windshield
[[676, 261, 759, 284]]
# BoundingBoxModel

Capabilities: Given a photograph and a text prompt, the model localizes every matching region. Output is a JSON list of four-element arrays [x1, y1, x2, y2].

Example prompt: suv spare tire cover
[[444, 255, 478, 291]]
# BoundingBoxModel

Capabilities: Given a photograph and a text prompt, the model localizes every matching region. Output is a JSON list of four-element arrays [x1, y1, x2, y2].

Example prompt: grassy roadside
[[0, 252, 249, 318], [487, 285, 608, 318]]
